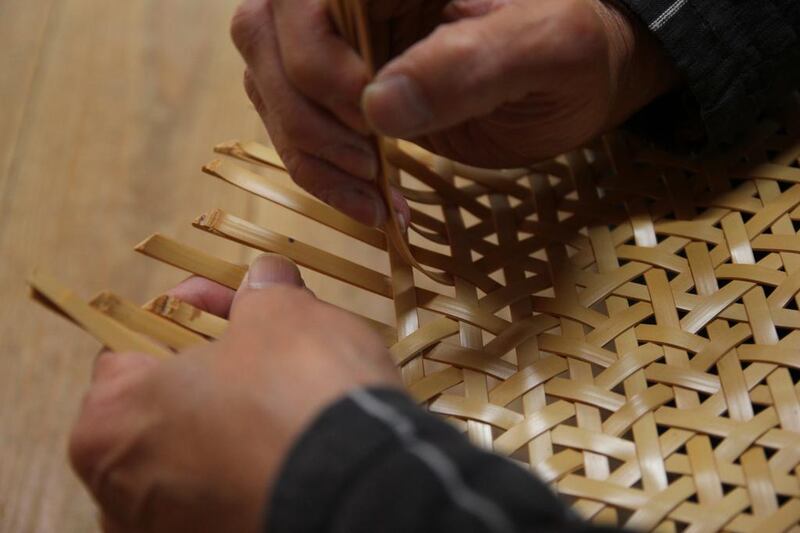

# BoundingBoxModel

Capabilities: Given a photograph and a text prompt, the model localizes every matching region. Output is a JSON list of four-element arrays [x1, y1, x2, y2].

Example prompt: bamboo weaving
[[27, 1, 800, 530]]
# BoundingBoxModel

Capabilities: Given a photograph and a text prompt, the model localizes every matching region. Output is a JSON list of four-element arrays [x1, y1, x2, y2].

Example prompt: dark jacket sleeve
[[267, 388, 618, 533], [616, 0, 800, 152]]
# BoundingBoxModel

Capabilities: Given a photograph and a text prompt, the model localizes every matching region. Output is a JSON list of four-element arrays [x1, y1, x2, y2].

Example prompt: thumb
[[232, 254, 306, 312], [361, 1, 603, 138], [362, 3, 523, 138]]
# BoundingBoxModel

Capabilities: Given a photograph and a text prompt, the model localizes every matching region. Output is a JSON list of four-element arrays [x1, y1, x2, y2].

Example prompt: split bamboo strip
[[146, 295, 228, 339], [90, 292, 207, 351], [28, 271, 171, 358]]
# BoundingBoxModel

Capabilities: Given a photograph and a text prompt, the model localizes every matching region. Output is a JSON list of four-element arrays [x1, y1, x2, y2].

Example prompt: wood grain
[[0, 0, 382, 530]]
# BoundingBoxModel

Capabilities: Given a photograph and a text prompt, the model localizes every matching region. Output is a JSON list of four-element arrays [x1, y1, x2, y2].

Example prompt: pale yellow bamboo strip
[[195, 208, 393, 296], [329, 0, 454, 286], [193, 208, 509, 333], [28, 271, 171, 359], [215, 140, 285, 170], [204, 159, 386, 249], [135, 234, 247, 290]]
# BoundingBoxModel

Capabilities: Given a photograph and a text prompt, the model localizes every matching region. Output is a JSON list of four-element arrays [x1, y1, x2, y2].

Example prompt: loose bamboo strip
[[90, 292, 207, 351], [28, 271, 171, 358], [215, 140, 285, 170], [135, 234, 247, 290], [134, 252, 397, 346], [329, 0, 454, 286], [193, 208, 509, 333], [194, 208, 393, 296], [204, 159, 386, 249]]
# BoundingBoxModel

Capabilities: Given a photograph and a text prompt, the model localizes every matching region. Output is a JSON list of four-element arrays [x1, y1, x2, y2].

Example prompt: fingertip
[[242, 254, 305, 290], [328, 183, 387, 226], [165, 276, 237, 318], [363, 74, 433, 138]]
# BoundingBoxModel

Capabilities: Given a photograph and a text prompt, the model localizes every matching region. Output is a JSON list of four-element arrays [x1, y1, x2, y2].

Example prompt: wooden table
[[0, 0, 389, 530]]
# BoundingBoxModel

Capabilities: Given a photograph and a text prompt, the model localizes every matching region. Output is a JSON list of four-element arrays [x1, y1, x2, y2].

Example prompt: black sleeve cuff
[[267, 388, 592, 533], [617, 0, 800, 152]]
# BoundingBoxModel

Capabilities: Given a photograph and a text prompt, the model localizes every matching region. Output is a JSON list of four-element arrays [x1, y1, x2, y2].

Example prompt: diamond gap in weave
[[26, 7, 800, 530], [29, 113, 800, 530]]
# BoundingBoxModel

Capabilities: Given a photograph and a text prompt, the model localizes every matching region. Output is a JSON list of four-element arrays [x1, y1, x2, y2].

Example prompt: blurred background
[[0, 0, 390, 530]]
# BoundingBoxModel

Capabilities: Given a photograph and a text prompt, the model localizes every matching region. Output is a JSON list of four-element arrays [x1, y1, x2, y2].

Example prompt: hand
[[69, 255, 401, 532], [230, 0, 679, 224]]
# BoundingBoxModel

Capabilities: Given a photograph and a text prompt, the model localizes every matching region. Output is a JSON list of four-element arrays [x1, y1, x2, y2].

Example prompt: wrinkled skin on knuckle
[[283, 51, 321, 97], [396, 23, 482, 84], [420, 1, 614, 166], [243, 71, 267, 116], [278, 149, 330, 200], [69, 387, 127, 485], [230, 0, 271, 58], [68, 413, 104, 483], [69, 354, 159, 484], [279, 111, 316, 149], [542, 0, 609, 73]]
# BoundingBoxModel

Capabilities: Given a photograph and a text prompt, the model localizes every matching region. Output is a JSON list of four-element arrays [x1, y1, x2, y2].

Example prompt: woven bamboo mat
[[28, 1, 800, 530], [31, 102, 800, 531]]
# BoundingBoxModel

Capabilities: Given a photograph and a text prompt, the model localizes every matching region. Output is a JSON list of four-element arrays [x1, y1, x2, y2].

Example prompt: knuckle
[[281, 150, 326, 198], [73, 359, 152, 469], [284, 53, 322, 96], [279, 114, 315, 147], [546, 0, 608, 67], [230, 0, 272, 58], [440, 28, 482, 62], [69, 393, 115, 482], [243, 71, 268, 116]]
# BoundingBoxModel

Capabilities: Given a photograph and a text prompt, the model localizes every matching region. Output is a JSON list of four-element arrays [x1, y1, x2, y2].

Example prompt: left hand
[[69, 255, 401, 532]]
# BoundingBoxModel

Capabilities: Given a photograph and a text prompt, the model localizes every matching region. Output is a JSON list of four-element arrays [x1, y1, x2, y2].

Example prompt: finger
[[249, 66, 411, 226], [71, 352, 155, 486], [271, 0, 371, 132], [232, 0, 408, 226], [443, 0, 509, 20], [165, 276, 236, 318], [231, 0, 377, 183], [362, 0, 606, 138], [231, 254, 307, 313]]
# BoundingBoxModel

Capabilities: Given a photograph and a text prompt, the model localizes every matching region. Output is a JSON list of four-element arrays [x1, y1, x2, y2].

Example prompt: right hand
[[69, 255, 401, 532], [230, 0, 679, 227]]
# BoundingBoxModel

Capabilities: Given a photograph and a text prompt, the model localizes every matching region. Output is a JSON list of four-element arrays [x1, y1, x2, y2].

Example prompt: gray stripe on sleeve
[[348, 389, 517, 533]]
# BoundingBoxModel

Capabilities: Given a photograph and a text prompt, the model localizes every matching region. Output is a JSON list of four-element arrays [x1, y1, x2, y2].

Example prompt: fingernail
[[327, 187, 387, 227], [318, 144, 377, 181], [363, 75, 432, 137], [246, 254, 304, 289]]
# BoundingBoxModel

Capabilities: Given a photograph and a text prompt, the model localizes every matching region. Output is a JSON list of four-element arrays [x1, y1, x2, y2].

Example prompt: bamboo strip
[[145, 295, 228, 339], [28, 271, 171, 358], [135, 234, 247, 290], [90, 292, 207, 351]]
